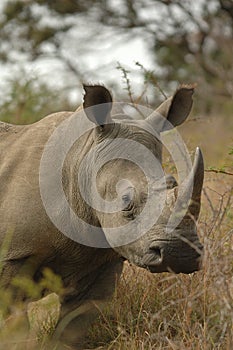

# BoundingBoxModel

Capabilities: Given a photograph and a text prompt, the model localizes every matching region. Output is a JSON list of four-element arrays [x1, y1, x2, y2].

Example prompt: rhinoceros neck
[[62, 128, 100, 227]]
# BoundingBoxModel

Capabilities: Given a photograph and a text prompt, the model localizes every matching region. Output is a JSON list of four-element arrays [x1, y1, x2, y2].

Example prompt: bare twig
[[116, 62, 146, 118], [116, 62, 134, 104], [135, 62, 167, 100], [203, 187, 216, 217], [205, 169, 233, 176]]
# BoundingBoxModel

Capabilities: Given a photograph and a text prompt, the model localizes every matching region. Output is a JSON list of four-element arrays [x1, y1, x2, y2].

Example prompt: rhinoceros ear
[[83, 84, 113, 127], [165, 85, 195, 127], [147, 85, 195, 131]]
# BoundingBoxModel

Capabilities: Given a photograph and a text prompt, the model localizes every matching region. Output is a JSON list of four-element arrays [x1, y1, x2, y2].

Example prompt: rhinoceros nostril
[[149, 246, 162, 262], [145, 240, 204, 274]]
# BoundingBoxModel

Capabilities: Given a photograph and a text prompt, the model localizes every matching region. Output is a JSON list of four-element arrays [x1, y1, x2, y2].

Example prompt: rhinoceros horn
[[167, 147, 204, 232], [186, 147, 204, 219]]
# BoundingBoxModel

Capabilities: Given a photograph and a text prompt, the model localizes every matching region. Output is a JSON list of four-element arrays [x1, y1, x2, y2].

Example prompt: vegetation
[[0, 76, 232, 349], [0, 72, 74, 124], [86, 190, 233, 349], [0, 0, 232, 111], [0, 174, 232, 349], [0, 0, 232, 348]]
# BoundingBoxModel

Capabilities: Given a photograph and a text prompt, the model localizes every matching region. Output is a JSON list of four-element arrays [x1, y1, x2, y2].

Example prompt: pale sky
[[0, 0, 158, 105]]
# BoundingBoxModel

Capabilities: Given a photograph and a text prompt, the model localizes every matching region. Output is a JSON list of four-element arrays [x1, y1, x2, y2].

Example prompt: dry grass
[[180, 114, 233, 170], [82, 113, 233, 349], [2, 191, 232, 350], [0, 113, 232, 349], [83, 177, 233, 349]]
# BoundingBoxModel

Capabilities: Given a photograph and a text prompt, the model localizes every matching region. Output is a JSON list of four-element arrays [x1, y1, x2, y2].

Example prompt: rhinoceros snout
[[143, 239, 203, 274]]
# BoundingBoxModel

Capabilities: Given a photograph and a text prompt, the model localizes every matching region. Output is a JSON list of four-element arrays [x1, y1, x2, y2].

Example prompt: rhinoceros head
[[82, 84, 204, 274]]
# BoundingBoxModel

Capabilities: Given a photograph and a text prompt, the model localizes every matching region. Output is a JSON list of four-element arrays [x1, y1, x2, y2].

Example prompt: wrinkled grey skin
[[0, 84, 204, 347]]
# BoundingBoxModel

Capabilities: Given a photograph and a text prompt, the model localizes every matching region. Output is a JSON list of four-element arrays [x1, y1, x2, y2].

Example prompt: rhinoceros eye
[[122, 194, 132, 207], [121, 189, 134, 214]]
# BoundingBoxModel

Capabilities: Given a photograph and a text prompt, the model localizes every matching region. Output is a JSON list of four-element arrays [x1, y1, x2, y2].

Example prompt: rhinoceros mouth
[[146, 263, 201, 274], [142, 239, 203, 274]]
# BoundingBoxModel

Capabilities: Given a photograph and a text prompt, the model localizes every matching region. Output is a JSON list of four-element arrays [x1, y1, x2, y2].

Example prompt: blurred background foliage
[[0, 73, 72, 124], [0, 0, 232, 172], [0, 2, 232, 348], [0, 0, 232, 118]]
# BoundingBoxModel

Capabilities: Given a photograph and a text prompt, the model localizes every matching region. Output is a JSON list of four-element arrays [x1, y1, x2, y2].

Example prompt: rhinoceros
[[0, 84, 204, 347]]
